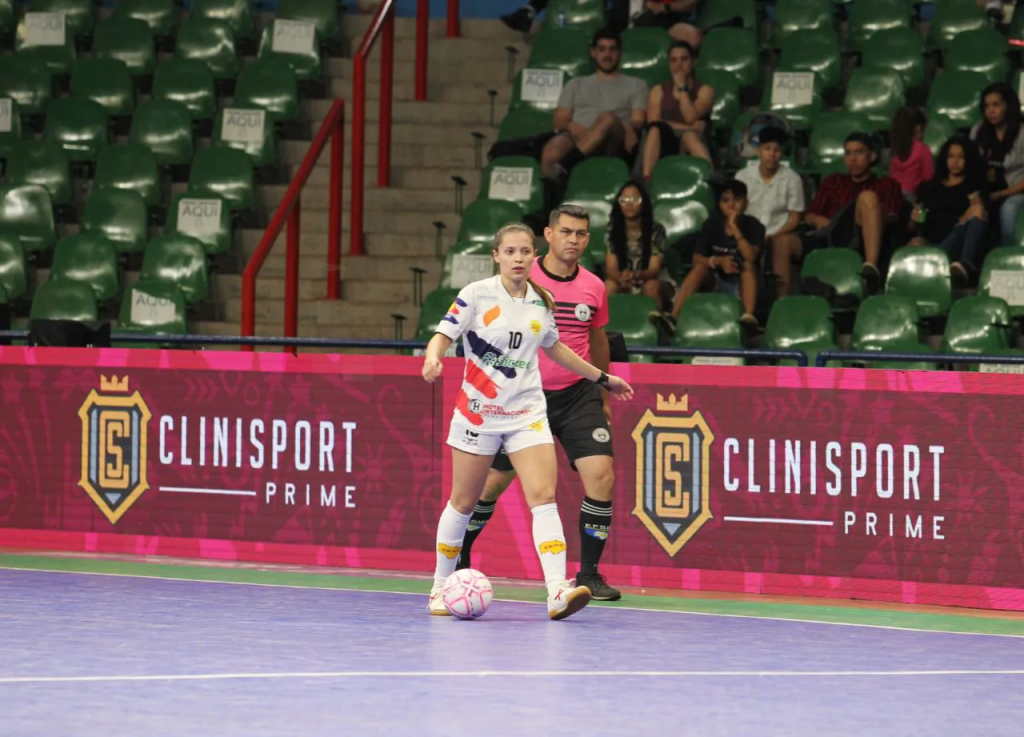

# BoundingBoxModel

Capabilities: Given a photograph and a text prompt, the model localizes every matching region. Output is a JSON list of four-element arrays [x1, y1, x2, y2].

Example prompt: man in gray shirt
[[542, 29, 649, 181]]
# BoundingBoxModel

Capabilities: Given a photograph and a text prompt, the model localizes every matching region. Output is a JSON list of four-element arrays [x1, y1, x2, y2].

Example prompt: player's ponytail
[[493, 222, 555, 312]]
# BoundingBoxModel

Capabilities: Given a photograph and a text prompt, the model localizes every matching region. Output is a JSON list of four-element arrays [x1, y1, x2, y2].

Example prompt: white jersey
[[435, 275, 560, 433]]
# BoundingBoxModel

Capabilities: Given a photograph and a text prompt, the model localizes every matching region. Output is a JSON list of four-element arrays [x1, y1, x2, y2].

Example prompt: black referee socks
[[578, 496, 613, 576]]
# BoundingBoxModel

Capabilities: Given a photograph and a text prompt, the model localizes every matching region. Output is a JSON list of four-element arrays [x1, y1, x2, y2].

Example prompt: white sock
[[531, 502, 568, 594], [433, 501, 472, 587]]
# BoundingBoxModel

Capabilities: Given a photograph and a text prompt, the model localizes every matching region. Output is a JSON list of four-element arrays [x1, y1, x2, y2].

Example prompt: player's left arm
[[543, 341, 633, 400]]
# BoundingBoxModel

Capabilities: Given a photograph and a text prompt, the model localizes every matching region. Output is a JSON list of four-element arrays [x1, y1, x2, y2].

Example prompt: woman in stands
[[604, 182, 673, 311], [639, 40, 715, 182], [971, 82, 1024, 245], [910, 135, 989, 286], [421, 222, 633, 621], [888, 107, 933, 200]]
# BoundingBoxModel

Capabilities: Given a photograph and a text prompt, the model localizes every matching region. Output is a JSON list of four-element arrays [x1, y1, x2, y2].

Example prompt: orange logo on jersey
[[437, 543, 462, 559], [539, 540, 567, 555], [483, 305, 501, 326], [530, 319, 542, 334]]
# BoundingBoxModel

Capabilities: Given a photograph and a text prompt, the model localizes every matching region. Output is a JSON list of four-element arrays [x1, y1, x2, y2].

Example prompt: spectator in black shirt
[[670, 179, 764, 326], [911, 135, 989, 286]]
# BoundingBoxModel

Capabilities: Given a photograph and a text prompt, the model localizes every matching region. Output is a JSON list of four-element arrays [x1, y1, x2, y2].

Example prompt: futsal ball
[[442, 568, 494, 619]]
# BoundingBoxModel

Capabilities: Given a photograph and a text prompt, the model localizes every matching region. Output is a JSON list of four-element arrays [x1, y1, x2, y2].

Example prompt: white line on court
[[2, 566, 1023, 641], [1, 670, 1023, 685], [724, 517, 835, 526], [158, 487, 257, 496]]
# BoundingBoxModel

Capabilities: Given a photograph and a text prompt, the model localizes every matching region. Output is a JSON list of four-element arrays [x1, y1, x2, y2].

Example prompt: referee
[[456, 204, 622, 601]]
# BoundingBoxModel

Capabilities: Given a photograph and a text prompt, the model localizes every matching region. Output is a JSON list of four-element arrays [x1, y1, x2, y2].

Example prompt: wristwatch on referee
[[595, 372, 613, 390]]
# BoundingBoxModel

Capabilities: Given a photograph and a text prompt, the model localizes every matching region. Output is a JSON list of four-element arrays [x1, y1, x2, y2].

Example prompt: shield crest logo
[[631, 393, 715, 556]]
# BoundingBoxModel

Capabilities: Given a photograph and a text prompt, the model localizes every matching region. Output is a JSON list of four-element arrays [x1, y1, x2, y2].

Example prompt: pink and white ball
[[442, 568, 494, 619]]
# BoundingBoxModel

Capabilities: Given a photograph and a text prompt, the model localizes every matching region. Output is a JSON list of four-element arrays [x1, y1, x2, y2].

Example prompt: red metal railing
[[240, 100, 345, 354]]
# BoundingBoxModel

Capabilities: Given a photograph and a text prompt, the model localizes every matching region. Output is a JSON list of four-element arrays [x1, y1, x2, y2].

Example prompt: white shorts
[[447, 417, 554, 457]]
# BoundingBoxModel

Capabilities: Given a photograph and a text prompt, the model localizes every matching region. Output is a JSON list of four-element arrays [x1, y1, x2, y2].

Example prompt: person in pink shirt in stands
[[888, 107, 934, 200]]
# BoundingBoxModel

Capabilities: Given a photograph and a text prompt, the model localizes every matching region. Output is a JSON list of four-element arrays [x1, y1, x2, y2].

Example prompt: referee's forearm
[[590, 328, 610, 374]]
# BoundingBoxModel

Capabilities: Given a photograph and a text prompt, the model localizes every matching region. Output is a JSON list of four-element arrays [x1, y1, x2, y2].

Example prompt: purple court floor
[[1, 569, 1022, 736]]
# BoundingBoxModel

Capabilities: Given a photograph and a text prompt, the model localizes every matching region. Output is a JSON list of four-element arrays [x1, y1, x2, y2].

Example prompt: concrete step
[[238, 207, 452, 241], [308, 98, 497, 126], [291, 115, 502, 147], [259, 183, 458, 212], [249, 253, 441, 282], [215, 272, 420, 306], [287, 139, 478, 169], [342, 15, 530, 43], [223, 297, 415, 328], [303, 166, 483, 192], [323, 55, 521, 85], [191, 319, 402, 343], [313, 80, 514, 106]]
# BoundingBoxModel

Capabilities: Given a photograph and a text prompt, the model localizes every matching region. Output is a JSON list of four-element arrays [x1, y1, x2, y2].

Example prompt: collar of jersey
[[539, 258, 579, 283]]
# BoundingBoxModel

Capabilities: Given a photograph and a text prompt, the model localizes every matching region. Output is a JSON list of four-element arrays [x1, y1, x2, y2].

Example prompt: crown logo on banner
[[100, 375, 130, 393], [656, 393, 689, 413]]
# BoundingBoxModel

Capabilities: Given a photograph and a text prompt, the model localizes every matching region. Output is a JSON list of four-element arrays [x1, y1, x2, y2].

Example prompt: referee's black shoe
[[576, 572, 622, 601]]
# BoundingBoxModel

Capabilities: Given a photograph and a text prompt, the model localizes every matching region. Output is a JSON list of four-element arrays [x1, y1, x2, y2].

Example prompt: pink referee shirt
[[530, 258, 609, 391]]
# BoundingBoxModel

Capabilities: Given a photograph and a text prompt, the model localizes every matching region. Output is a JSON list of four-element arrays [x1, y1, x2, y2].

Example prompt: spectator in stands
[[631, 1, 702, 48], [502, 0, 629, 33], [542, 29, 648, 181], [735, 126, 804, 251], [604, 182, 673, 310], [639, 41, 715, 181], [771, 132, 903, 296], [910, 135, 989, 286], [669, 179, 763, 326], [971, 82, 1024, 245], [888, 107, 933, 200]]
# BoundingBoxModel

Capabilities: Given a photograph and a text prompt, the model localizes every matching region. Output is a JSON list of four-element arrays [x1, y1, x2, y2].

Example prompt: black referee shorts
[[492, 379, 613, 473]]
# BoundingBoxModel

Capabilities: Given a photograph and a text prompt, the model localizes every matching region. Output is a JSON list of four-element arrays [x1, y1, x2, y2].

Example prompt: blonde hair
[[493, 222, 555, 311]]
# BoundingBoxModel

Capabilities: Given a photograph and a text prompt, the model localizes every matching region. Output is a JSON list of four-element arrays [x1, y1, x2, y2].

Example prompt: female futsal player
[[422, 222, 634, 620]]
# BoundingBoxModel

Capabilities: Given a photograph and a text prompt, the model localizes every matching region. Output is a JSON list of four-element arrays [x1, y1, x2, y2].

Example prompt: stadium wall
[[0, 347, 1021, 612]]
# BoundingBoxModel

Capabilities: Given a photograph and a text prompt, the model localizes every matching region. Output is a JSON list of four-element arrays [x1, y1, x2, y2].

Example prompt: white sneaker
[[427, 585, 450, 616], [547, 581, 592, 621]]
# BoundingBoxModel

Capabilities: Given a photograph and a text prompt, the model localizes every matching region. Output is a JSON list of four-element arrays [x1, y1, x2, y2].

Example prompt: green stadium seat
[[188, 145, 255, 211], [0, 53, 52, 115], [129, 99, 194, 166], [525, 27, 592, 79], [16, 16, 76, 77], [234, 58, 299, 123], [926, 0, 987, 50], [543, 0, 605, 33], [0, 97, 23, 161], [979, 247, 1024, 319], [771, 0, 834, 47], [0, 227, 27, 301], [43, 97, 109, 162], [439, 241, 494, 289], [860, 28, 925, 91], [673, 292, 744, 364], [699, 28, 758, 89], [777, 28, 841, 90], [70, 58, 135, 118], [695, 68, 740, 133], [415, 287, 460, 342], [654, 198, 711, 249], [651, 156, 714, 205], [806, 111, 875, 177], [0, 184, 56, 254], [762, 70, 823, 132], [562, 156, 630, 247], [1009, 3, 1024, 44], [606, 293, 659, 347], [0, 0, 13, 39], [455, 198, 524, 244], [152, 58, 216, 122], [884, 246, 952, 318], [49, 232, 119, 302], [510, 68, 569, 113], [922, 114, 957, 156], [497, 107, 552, 141], [258, 21, 322, 82], [93, 17, 156, 79], [846, 0, 910, 51], [175, 18, 239, 81], [94, 143, 162, 208], [4, 140, 71, 206], [139, 233, 209, 304], [165, 190, 233, 256], [849, 294, 936, 369], [30, 0, 93, 40], [81, 187, 148, 254], [479, 156, 544, 218], [698, 0, 757, 31], [945, 28, 1010, 85], [30, 278, 97, 321], [843, 69, 904, 133], [620, 27, 670, 88], [927, 71, 988, 129], [941, 295, 1011, 356], [119, 279, 187, 336], [276, 0, 340, 43], [763, 295, 838, 366], [214, 106, 276, 167], [190, 0, 253, 41], [112, 0, 177, 41], [800, 247, 863, 311]]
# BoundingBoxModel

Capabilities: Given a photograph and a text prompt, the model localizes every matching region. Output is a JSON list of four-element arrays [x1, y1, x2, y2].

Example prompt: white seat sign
[[449, 254, 494, 288], [272, 19, 317, 55], [130, 289, 177, 326], [24, 12, 66, 47], [520, 69, 564, 106], [176, 198, 223, 237], [0, 99, 11, 134], [221, 108, 266, 143], [770, 72, 814, 108], [987, 270, 1024, 306], [488, 166, 533, 203]]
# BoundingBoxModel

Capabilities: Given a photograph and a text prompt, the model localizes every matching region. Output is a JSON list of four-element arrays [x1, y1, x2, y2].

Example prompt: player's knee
[[480, 471, 513, 502], [524, 486, 557, 507]]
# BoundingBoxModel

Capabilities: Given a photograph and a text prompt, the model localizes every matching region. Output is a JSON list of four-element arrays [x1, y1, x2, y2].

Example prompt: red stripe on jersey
[[455, 389, 484, 426], [465, 359, 500, 398]]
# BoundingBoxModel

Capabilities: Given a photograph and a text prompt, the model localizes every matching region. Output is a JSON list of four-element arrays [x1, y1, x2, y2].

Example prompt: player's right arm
[[422, 333, 451, 383], [422, 285, 476, 383]]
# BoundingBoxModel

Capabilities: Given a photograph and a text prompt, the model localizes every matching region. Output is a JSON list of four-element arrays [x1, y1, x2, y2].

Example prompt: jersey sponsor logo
[[480, 405, 532, 418], [583, 524, 609, 540], [631, 393, 715, 557], [78, 376, 153, 524], [462, 428, 480, 447], [480, 351, 532, 370], [443, 297, 468, 325], [468, 399, 483, 414], [539, 540, 567, 555], [592, 428, 610, 443], [575, 303, 592, 322], [483, 304, 501, 326], [528, 419, 546, 431], [530, 319, 542, 334], [437, 543, 462, 559]]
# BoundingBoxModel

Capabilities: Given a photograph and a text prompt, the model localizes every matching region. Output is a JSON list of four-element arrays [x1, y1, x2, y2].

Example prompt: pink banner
[[1, 347, 1022, 611]]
